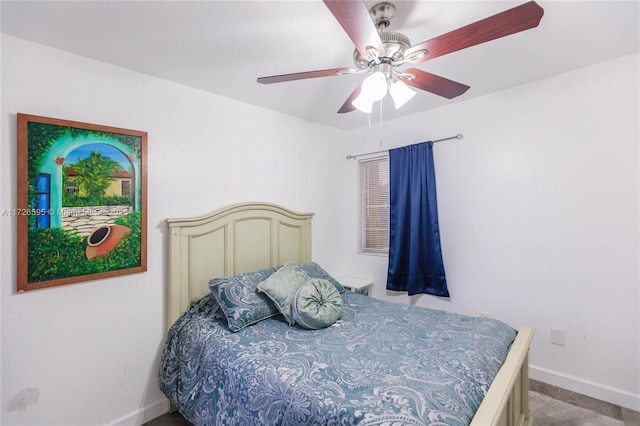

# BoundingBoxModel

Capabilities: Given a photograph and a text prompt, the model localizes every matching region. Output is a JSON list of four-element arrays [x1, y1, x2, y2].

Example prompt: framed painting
[[16, 114, 147, 292]]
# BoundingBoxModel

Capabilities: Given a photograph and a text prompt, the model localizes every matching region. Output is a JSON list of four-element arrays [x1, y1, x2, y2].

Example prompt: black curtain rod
[[345, 133, 463, 160]]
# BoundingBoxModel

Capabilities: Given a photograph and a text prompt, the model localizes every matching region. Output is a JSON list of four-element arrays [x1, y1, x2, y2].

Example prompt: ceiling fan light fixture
[[361, 71, 388, 102], [389, 79, 416, 109], [352, 93, 374, 113], [258, 1, 545, 116]]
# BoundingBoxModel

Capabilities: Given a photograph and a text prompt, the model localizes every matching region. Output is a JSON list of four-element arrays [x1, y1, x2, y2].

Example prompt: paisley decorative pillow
[[208, 267, 279, 332], [296, 262, 346, 293], [257, 262, 311, 325], [292, 278, 343, 330]]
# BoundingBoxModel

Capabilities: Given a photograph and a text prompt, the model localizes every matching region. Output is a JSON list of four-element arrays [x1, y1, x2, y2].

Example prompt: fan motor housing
[[353, 31, 411, 69], [353, 2, 411, 69]]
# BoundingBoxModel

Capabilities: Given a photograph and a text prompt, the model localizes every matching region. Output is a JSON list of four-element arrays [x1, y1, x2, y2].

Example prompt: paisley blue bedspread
[[159, 292, 516, 426]]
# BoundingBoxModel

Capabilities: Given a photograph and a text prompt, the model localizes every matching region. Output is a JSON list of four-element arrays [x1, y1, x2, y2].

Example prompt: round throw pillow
[[292, 278, 343, 329]]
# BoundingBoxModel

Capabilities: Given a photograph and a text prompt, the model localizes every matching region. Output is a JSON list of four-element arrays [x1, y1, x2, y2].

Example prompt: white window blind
[[359, 156, 390, 254]]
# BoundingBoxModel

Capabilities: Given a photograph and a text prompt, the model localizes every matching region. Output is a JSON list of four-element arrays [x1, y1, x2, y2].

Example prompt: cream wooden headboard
[[165, 202, 314, 329]]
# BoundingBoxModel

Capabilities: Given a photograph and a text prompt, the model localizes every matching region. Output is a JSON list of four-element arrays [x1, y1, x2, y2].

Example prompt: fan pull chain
[[379, 99, 383, 147]]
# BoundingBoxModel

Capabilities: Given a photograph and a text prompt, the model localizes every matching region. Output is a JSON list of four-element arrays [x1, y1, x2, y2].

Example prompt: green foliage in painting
[[62, 193, 132, 207], [62, 164, 132, 208], [66, 151, 122, 198], [26, 122, 69, 181], [27, 211, 141, 283], [27, 122, 141, 180], [61, 151, 134, 207], [26, 122, 141, 210], [111, 211, 142, 267], [27, 227, 87, 280]]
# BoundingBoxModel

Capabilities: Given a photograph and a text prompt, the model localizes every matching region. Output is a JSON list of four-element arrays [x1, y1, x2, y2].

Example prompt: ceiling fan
[[257, 0, 544, 114]]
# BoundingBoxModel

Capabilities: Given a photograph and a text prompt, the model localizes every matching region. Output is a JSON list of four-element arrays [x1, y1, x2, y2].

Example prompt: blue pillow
[[297, 262, 346, 293], [257, 262, 311, 326], [292, 278, 343, 330], [208, 267, 279, 332]]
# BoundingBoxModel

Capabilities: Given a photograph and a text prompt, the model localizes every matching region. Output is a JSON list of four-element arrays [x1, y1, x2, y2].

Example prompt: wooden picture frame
[[16, 114, 147, 292]]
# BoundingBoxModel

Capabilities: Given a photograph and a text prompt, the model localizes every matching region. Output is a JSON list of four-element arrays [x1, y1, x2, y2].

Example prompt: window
[[66, 179, 78, 193], [359, 156, 390, 254], [121, 180, 131, 197]]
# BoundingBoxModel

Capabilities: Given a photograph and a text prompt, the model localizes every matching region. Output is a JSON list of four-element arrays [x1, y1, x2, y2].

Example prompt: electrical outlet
[[550, 328, 565, 346]]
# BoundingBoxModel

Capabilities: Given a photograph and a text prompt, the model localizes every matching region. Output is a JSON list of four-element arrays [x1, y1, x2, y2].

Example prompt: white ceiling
[[1, 1, 638, 130]]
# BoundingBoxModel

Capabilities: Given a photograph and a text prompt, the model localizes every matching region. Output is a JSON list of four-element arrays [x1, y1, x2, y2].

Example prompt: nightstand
[[337, 276, 373, 296]]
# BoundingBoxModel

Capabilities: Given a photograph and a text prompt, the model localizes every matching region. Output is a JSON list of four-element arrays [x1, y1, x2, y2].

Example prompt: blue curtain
[[386, 141, 449, 297]]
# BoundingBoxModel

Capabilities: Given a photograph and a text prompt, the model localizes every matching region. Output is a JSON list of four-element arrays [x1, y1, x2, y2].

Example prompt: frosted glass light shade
[[389, 80, 416, 109], [352, 72, 416, 113], [352, 92, 374, 113], [361, 71, 388, 101]]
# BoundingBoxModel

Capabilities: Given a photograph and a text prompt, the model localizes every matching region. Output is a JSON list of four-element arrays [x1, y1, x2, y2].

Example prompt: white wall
[[0, 35, 346, 425], [339, 53, 640, 411], [1, 33, 638, 425]]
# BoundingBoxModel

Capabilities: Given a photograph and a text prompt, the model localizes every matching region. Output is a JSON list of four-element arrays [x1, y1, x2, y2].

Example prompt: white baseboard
[[109, 398, 169, 426], [531, 364, 640, 412]]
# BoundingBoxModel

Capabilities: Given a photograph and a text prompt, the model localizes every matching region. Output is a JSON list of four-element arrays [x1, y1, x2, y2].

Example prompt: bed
[[160, 202, 534, 426]]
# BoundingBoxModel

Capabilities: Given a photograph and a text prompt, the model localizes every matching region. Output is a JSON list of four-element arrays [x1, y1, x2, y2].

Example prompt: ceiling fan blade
[[338, 83, 362, 114], [323, 0, 386, 57], [257, 67, 354, 84], [402, 68, 470, 99], [405, 1, 544, 63]]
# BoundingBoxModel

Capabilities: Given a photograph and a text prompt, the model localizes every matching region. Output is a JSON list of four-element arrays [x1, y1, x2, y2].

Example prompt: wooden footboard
[[471, 326, 535, 426]]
